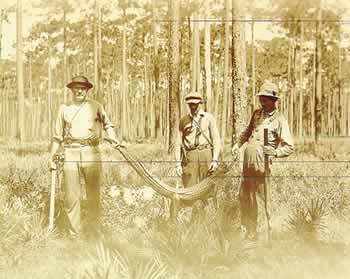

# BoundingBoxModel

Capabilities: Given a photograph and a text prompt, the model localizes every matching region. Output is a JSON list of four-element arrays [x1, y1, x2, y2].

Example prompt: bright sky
[[2, 0, 350, 59]]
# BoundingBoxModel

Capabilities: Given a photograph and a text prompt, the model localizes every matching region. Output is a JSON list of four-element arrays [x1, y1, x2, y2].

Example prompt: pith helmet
[[66, 76, 93, 89], [256, 81, 280, 99], [185, 91, 203, 104]]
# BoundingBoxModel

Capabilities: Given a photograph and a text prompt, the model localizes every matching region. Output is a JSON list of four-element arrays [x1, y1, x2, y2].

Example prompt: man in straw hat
[[231, 81, 294, 240], [49, 76, 120, 239], [174, 91, 221, 220]]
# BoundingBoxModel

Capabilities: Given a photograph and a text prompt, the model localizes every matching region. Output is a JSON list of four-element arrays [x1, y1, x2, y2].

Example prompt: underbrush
[[0, 142, 349, 278]]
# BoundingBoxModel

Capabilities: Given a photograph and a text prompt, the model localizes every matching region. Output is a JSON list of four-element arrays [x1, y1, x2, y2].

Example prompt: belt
[[186, 144, 212, 151], [63, 138, 100, 147]]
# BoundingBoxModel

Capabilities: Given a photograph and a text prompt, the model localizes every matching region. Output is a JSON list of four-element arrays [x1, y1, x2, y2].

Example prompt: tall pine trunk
[[219, 0, 230, 144], [16, 0, 25, 142], [251, 20, 256, 112], [314, 5, 322, 142], [191, 13, 201, 94], [298, 21, 304, 138], [94, 0, 101, 102], [121, 9, 128, 141], [167, 0, 180, 154], [152, 0, 159, 139], [231, 0, 247, 145], [204, 18, 212, 112], [48, 41, 53, 139]]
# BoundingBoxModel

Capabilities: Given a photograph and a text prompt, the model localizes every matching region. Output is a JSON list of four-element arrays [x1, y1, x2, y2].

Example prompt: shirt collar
[[263, 108, 277, 117], [190, 109, 205, 118]]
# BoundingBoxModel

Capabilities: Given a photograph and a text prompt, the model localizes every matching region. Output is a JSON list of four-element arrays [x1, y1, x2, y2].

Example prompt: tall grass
[[0, 142, 350, 278]]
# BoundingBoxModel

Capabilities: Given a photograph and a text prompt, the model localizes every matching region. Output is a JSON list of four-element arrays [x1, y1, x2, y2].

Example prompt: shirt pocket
[[267, 121, 279, 143]]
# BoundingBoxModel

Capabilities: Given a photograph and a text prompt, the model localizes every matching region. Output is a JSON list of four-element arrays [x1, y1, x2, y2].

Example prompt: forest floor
[[1, 139, 350, 279]]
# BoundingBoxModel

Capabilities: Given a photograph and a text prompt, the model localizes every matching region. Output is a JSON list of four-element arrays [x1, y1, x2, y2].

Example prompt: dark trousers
[[239, 144, 270, 233]]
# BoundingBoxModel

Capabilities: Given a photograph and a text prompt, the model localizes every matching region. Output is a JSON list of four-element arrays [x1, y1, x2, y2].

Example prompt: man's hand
[[176, 165, 183, 177], [263, 146, 277, 157], [231, 143, 240, 156], [208, 160, 219, 174], [49, 160, 57, 171], [112, 142, 123, 149], [110, 139, 125, 149]]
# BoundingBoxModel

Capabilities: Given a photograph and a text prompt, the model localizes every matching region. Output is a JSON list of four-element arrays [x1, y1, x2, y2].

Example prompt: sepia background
[[0, 0, 350, 278]]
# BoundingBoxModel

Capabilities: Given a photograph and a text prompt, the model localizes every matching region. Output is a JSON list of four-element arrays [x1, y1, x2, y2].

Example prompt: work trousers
[[182, 148, 212, 187], [62, 145, 102, 235], [239, 144, 270, 233], [171, 148, 213, 220]]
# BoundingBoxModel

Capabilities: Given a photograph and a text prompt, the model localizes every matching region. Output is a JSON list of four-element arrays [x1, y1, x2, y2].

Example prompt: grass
[[0, 141, 350, 278]]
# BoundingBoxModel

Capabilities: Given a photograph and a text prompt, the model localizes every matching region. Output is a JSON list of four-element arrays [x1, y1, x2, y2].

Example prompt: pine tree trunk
[[314, 6, 322, 142], [152, 0, 160, 140], [298, 21, 304, 138], [191, 13, 201, 93], [287, 38, 292, 128], [167, 0, 180, 154], [219, 0, 230, 144], [327, 89, 332, 136], [17, 0, 25, 142], [0, 10, 3, 60], [98, 1, 102, 102], [28, 54, 33, 140], [48, 42, 53, 139], [338, 35, 343, 136], [251, 20, 256, 112], [121, 13, 128, 141], [231, 0, 247, 145], [214, 59, 222, 119], [311, 42, 316, 138], [63, 8, 68, 103], [292, 39, 297, 135], [204, 19, 212, 112], [94, 0, 101, 102]]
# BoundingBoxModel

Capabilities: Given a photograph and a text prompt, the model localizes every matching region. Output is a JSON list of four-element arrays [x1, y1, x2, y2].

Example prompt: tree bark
[[191, 13, 201, 94], [338, 32, 343, 136], [63, 7, 68, 103], [204, 19, 212, 112], [231, 0, 247, 145], [152, 0, 159, 139], [219, 0, 230, 143], [314, 5, 322, 142], [94, 0, 102, 102], [298, 21, 304, 138], [48, 41, 53, 139], [251, 20, 256, 113], [121, 9, 128, 141], [167, 0, 180, 154], [16, 0, 25, 142]]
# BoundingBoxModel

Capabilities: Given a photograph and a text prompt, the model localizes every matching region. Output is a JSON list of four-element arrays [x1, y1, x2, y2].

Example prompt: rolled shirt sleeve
[[275, 118, 295, 158], [52, 105, 65, 144], [238, 110, 256, 147], [209, 114, 221, 161], [175, 128, 183, 166], [98, 104, 114, 131]]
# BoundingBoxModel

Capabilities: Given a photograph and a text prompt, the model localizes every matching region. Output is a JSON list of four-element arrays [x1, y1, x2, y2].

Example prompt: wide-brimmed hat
[[66, 76, 93, 89], [256, 81, 280, 99], [185, 92, 203, 104]]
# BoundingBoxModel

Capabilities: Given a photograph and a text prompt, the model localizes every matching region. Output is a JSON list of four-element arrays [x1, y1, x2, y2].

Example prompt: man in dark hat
[[49, 76, 120, 239], [231, 81, 294, 240], [174, 91, 221, 219]]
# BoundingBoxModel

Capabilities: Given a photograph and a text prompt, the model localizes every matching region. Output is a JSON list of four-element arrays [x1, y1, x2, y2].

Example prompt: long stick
[[263, 128, 272, 246], [49, 168, 56, 231]]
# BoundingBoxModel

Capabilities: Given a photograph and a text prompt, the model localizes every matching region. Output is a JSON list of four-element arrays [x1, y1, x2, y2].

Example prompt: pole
[[49, 167, 56, 231], [263, 128, 272, 246]]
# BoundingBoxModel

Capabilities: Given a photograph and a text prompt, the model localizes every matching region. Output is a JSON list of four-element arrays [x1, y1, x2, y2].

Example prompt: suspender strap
[[192, 116, 213, 147]]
